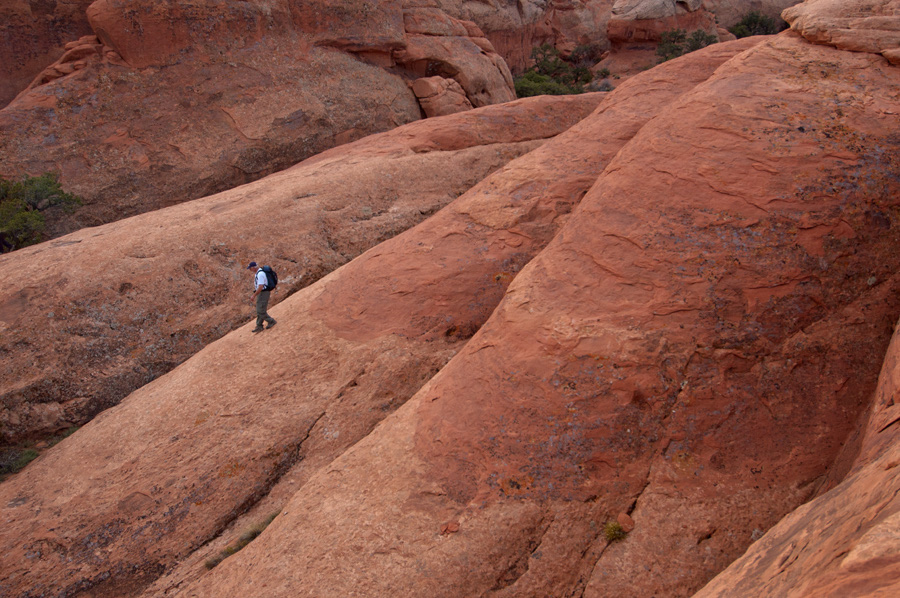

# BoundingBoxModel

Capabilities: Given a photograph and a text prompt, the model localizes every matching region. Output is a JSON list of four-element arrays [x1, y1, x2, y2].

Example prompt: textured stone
[[694, 317, 900, 597], [0, 0, 94, 108], [181, 30, 899, 598], [608, 0, 718, 43], [783, 0, 900, 59], [0, 93, 600, 446], [0, 0, 514, 240], [0, 39, 753, 597], [412, 76, 475, 116], [2, 3, 900, 598]]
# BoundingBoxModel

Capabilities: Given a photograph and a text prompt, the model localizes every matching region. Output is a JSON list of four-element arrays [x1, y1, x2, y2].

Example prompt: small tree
[[514, 44, 593, 98], [0, 173, 81, 252], [570, 44, 604, 70], [657, 29, 718, 62], [729, 11, 783, 38]]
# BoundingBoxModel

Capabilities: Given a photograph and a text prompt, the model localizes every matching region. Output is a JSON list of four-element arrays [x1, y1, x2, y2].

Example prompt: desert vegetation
[[604, 520, 628, 543], [514, 44, 599, 97], [204, 512, 280, 570], [656, 29, 719, 62], [0, 172, 81, 252], [728, 11, 785, 38], [0, 426, 78, 481]]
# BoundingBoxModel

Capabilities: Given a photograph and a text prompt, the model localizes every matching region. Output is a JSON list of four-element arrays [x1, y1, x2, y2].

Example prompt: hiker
[[247, 261, 277, 333]]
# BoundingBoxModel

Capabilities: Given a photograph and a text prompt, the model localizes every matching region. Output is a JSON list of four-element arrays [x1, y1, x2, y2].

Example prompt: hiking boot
[[266, 320, 277, 329], [252, 326, 264, 333]]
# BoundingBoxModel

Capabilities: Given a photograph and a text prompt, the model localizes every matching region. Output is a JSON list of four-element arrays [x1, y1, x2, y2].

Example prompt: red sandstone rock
[[0, 0, 514, 239], [617, 512, 635, 532], [0, 93, 600, 447], [412, 76, 475, 116], [178, 29, 899, 598], [695, 317, 900, 596], [439, 1, 616, 73], [0, 39, 753, 597], [2, 4, 899, 598], [0, 0, 94, 108], [608, 0, 718, 43], [783, 0, 900, 60], [703, 0, 799, 28]]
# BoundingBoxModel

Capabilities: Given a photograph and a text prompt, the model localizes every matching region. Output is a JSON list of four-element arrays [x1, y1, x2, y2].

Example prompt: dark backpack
[[261, 265, 278, 291]]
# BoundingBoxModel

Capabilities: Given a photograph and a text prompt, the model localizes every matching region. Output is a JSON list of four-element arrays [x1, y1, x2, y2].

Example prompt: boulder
[[412, 76, 475, 116], [783, 0, 900, 60]]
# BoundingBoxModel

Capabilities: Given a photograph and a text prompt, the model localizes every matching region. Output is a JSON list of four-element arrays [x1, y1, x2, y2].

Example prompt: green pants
[[256, 290, 276, 327]]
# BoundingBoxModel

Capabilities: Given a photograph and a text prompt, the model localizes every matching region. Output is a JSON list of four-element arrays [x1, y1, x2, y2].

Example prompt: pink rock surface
[[0, 39, 754, 597], [0, 0, 94, 108], [412, 76, 475, 116], [0, 0, 514, 239], [696, 315, 900, 598], [183, 28, 900, 598], [608, 0, 718, 43], [0, 93, 600, 446], [783, 0, 900, 59], [2, 3, 900, 598]]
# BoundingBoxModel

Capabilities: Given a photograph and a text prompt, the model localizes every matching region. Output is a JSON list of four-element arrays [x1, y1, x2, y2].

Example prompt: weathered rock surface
[[695, 315, 900, 598], [3, 2, 900, 598], [0, 39, 759, 598], [0, 0, 514, 238], [0, 92, 601, 447], [608, 0, 718, 43], [180, 24, 900, 598], [783, 0, 900, 63], [0, 0, 94, 108], [703, 0, 799, 27], [437, 0, 617, 72], [412, 76, 475, 116]]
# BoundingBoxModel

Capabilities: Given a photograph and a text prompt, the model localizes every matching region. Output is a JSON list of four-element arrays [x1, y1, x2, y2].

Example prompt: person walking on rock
[[247, 261, 276, 333]]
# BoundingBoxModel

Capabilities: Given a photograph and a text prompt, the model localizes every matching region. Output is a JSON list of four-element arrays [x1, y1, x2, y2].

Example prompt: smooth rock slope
[[0, 38, 763, 598], [2, 1, 900, 597], [187, 17, 900, 598], [0, 92, 602, 445]]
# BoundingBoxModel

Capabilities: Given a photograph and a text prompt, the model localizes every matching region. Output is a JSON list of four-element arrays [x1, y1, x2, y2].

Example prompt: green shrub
[[604, 520, 628, 542], [0, 172, 81, 252], [657, 29, 718, 62], [0, 448, 39, 477], [729, 11, 783, 38], [514, 71, 572, 97], [570, 44, 604, 70], [204, 511, 279, 570], [514, 44, 593, 98]]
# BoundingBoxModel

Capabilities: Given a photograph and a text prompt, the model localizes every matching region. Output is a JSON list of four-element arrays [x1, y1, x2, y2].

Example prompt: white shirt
[[255, 269, 268, 290]]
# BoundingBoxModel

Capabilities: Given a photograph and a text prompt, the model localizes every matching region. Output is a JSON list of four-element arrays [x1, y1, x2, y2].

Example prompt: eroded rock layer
[[0, 93, 601, 445], [2, 2, 900, 598], [0, 38, 761, 598], [696, 316, 900, 598], [0, 0, 514, 237], [0, 0, 94, 108], [185, 27, 900, 598]]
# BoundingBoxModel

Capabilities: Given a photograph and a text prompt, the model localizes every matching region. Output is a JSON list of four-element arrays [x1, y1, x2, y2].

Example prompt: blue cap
[[247, 261, 257, 269]]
